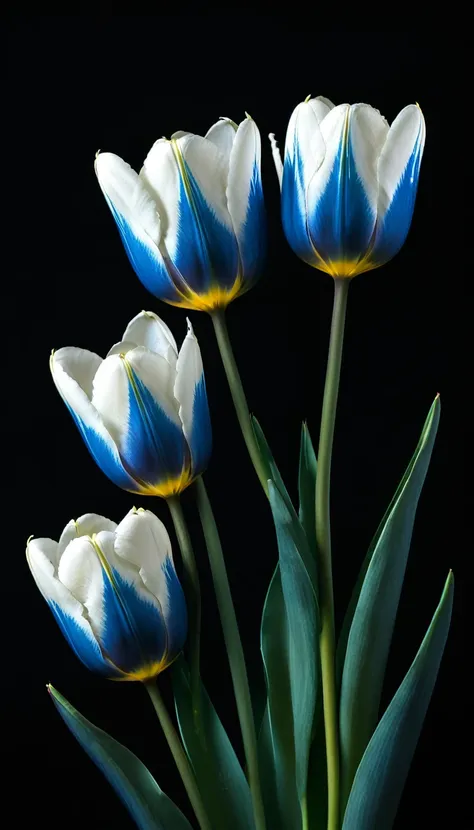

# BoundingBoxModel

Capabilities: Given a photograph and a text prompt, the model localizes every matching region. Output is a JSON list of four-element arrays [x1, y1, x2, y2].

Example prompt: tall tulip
[[50, 311, 212, 497], [26, 508, 187, 681], [281, 96, 426, 278], [95, 115, 265, 311]]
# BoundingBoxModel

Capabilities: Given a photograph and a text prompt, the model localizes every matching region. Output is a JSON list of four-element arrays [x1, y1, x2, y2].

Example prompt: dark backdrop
[[8, 19, 464, 830]]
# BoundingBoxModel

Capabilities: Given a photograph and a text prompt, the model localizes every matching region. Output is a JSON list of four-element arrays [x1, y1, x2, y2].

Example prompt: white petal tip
[[304, 94, 312, 102], [185, 317, 194, 334]]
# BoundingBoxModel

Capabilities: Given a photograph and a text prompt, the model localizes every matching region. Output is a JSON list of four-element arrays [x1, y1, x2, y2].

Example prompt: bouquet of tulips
[[27, 96, 453, 830]]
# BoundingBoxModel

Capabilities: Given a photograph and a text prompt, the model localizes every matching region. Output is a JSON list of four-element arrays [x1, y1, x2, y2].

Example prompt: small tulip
[[27, 508, 187, 681], [51, 311, 211, 497], [95, 116, 265, 311], [281, 96, 425, 278]]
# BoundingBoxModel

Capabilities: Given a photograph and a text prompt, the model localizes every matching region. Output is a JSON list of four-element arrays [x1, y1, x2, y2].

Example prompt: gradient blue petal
[[171, 165, 239, 295], [370, 142, 423, 266], [187, 375, 212, 477], [162, 558, 188, 662], [307, 133, 375, 264], [99, 569, 167, 675], [50, 602, 119, 677], [237, 162, 266, 286], [65, 403, 140, 492], [122, 368, 187, 487], [106, 199, 182, 304], [281, 145, 318, 267]]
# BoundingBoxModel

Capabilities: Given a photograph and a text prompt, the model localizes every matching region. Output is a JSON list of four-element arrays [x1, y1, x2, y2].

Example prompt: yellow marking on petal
[[304, 94, 312, 103], [112, 659, 169, 682], [312, 256, 381, 279], [166, 276, 244, 312]]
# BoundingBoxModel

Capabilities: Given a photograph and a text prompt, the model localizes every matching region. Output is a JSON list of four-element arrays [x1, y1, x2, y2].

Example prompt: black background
[[8, 19, 465, 830]]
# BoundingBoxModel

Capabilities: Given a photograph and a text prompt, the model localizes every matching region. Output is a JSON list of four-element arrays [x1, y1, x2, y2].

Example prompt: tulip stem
[[144, 680, 212, 830], [166, 495, 202, 727], [211, 309, 269, 494], [316, 277, 349, 830], [194, 475, 267, 830]]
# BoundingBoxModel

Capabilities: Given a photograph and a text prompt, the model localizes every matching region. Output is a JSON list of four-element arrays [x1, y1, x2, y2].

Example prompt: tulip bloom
[[282, 96, 425, 278], [26, 508, 187, 680], [95, 116, 265, 311], [51, 311, 211, 497]]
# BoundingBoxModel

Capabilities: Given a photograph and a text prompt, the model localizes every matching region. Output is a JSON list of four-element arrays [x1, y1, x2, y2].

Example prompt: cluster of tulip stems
[[27, 96, 453, 830]]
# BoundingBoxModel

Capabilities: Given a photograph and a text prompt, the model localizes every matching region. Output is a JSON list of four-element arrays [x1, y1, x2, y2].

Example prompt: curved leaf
[[298, 422, 317, 560], [252, 417, 317, 589], [259, 566, 300, 829], [268, 482, 320, 813], [172, 657, 254, 830], [342, 572, 454, 830], [339, 396, 440, 807], [49, 685, 192, 830]]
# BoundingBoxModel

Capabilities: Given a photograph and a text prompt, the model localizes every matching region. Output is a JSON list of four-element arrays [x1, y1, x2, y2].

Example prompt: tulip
[[281, 96, 426, 278], [51, 311, 211, 497], [95, 115, 265, 311], [26, 508, 187, 680]]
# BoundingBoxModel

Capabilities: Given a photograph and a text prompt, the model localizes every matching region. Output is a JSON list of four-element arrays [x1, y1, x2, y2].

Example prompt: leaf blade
[[342, 572, 454, 830], [339, 396, 440, 805], [268, 481, 320, 809], [172, 658, 255, 830], [49, 685, 193, 830]]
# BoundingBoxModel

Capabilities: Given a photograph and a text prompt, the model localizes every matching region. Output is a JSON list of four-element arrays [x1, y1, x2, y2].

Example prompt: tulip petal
[[51, 349, 141, 493], [370, 105, 426, 266], [58, 514, 118, 557], [227, 117, 266, 285], [27, 538, 113, 676], [205, 118, 237, 170], [95, 152, 183, 304], [121, 311, 178, 364], [114, 509, 187, 662], [91, 531, 169, 678], [172, 133, 240, 294], [175, 320, 212, 477], [92, 350, 187, 493], [307, 95, 334, 123], [282, 101, 326, 267], [306, 104, 380, 275]]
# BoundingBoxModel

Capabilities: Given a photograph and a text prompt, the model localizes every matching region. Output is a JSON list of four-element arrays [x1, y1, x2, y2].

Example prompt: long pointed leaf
[[49, 685, 192, 830], [259, 566, 301, 829], [339, 396, 440, 806], [268, 481, 319, 811], [252, 417, 317, 590], [298, 422, 317, 559], [172, 657, 254, 830], [342, 572, 454, 830]]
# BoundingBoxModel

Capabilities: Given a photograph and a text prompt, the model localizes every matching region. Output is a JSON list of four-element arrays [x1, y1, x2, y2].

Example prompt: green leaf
[[259, 566, 301, 829], [252, 417, 317, 590], [342, 572, 454, 830], [298, 422, 317, 559], [172, 657, 255, 830], [49, 685, 192, 830], [338, 396, 440, 809], [268, 482, 320, 812], [254, 417, 321, 828]]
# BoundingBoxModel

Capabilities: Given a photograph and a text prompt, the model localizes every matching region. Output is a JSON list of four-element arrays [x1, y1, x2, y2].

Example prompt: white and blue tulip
[[281, 96, 426, 278], [95, 116, 265, 311], [51, 311, 211, 497], [26, 508, 187, 681]]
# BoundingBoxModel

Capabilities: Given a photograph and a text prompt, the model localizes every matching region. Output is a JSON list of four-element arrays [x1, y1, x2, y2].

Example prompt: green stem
[[315, 278, 349, 830], [301, 794, 309, 830], [166, 495, 201, 726], [194, 476, 267, 830], [211, 309, 268, 494], [144, 680, 212, 830]]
